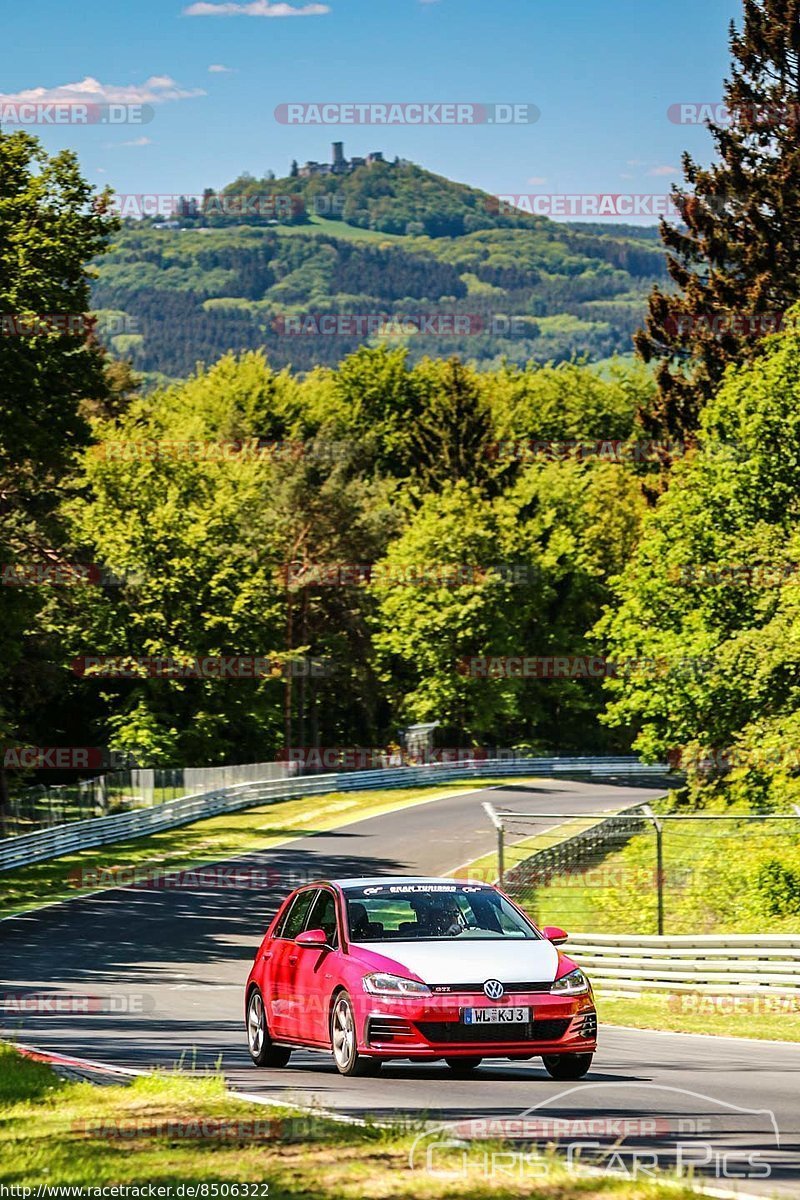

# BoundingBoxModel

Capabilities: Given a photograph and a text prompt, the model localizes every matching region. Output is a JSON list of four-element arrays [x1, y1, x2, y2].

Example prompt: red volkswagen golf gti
[[245, 877, 597, 1077]]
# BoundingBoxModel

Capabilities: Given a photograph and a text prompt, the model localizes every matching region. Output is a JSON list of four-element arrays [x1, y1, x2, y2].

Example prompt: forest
[[5, 0, 800, 843], [91, 162, 666, 382]]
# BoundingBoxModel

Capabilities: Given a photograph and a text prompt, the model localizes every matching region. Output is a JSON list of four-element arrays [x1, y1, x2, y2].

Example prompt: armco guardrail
[[0, 756, 670, 872], [566, 933, 800, 996]]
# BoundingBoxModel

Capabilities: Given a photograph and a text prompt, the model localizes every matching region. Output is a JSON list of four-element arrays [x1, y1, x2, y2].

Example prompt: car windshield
[[344, 883, 538, 942]]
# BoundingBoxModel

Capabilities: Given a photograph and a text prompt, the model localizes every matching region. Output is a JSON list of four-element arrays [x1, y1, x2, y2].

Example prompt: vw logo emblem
[[483, 979, 504, 1000]]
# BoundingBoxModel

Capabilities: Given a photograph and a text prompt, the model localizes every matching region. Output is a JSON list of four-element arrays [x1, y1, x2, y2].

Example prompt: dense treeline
[[5, 346, 656, 773], [92, 217, 662, 380]]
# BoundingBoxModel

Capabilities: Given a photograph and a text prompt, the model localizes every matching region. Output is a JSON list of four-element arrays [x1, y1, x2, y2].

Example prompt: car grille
[[428, 981, 553, 995], [416, 1018, 571, 1044]]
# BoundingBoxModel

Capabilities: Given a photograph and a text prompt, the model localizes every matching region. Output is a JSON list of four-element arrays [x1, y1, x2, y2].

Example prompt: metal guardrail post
[[641, 803, 664, 935]]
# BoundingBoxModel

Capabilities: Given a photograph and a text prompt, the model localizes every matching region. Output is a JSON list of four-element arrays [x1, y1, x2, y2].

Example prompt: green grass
[[598, 990, 800, 1042], [0, 778, 538, 920], [274, 216, 405, 243], [521, 806, 800, 936], [0, 1042, 700, 1197]]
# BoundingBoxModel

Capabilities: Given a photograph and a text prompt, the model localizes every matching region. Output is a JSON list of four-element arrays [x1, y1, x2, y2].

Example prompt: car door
[[293, 887, 342, 1044], [267, 888, 319, 1040]]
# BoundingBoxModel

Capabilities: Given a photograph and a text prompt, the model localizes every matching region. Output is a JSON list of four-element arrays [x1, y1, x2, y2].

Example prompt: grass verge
[[597, 990, 800, 1042], [0, 778, 535, 920], [0, 1042, 699, 1197]]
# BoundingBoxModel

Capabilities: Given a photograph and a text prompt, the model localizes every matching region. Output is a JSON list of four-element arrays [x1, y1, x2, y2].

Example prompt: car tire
[[542, 1052, 593, 1080], [246, 988, 292, 1068], [445, 1056, 483, 1075], [330, 992, 381, 1076]]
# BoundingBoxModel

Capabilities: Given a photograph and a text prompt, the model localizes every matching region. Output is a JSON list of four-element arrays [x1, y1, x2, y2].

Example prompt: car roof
[[331, 876, 494, 890]]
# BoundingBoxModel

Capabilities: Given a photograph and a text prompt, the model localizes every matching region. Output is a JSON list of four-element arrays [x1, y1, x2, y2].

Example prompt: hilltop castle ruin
[[298, 143, 385, 178]]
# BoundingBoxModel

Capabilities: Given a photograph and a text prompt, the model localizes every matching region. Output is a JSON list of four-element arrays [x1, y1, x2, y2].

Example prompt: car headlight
[[551, 968, 590, 995], [363, 972, 431, 996]]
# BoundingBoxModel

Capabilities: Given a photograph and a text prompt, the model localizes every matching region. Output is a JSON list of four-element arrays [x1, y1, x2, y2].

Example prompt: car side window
[[271, 897, 295, 939], [306, 889, 339, 948], [280, 889, 318, 940]]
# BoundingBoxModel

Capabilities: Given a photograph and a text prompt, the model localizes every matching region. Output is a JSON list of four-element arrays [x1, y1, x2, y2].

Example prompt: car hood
[[348, 938, 560, 984]]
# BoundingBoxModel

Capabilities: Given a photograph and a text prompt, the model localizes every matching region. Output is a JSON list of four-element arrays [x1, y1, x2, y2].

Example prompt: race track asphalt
[[1, 776, 797, 1195]]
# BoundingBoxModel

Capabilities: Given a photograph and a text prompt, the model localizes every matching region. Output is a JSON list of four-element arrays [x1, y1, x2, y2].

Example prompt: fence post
[[642, 803, 664, 935], [483, 801, 505, 888]]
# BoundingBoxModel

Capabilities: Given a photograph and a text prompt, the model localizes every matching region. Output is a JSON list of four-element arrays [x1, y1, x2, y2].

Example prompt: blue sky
[[1, 0, 742, 222]]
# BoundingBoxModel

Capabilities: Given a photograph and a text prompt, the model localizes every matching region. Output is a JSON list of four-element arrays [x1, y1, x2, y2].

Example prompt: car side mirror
[[295, 928, 329, 947], [541, 925, 568, 945]]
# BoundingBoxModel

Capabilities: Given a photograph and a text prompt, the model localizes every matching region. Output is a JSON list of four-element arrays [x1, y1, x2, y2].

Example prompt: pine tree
[[408, 358, 496, 491], [636, 0, 800, 439], [290, 159, 299, 178]]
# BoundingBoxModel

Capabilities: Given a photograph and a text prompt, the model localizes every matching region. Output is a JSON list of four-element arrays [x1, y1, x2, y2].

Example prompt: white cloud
[[208, 63, 235, 72], [0, 75, 204, 106], [184, 1, 330, 15], [649, 164, 679, 176], [527, 176, 548, 186], [112, 136, 153, 147]]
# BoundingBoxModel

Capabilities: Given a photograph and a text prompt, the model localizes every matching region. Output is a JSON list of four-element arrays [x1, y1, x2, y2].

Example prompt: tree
[[290, 160, 299, 179], [636, 0, 800, 439], [0, 130, 118, 826], [601, 306, 800, 808], [408, 358, 497, 492]]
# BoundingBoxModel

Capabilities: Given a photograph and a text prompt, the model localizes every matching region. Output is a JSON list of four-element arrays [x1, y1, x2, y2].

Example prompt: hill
[[92, 157, 668, 381]]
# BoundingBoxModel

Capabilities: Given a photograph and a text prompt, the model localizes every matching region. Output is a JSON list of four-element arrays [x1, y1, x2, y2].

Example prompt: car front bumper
[[357, 990, 597, 1059]]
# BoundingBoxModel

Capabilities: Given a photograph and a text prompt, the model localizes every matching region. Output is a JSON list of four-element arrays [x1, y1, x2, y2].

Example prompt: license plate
[[462, 1007, 530, 1024]]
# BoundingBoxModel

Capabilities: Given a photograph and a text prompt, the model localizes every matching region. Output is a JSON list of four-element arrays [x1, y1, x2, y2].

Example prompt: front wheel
[[246, 989, 292, 1068], [445, 1056, 482, 1075], [542, 1052, 593, 1080], [330, 992, 381, 1076]]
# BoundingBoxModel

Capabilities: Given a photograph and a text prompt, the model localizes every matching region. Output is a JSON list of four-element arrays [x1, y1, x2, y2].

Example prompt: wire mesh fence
[[486, 805, 800, 936], [3, 761, 288, 838]]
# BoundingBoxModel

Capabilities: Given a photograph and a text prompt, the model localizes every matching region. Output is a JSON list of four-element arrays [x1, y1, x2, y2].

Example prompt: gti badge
[[483, 979, 504, 1000]]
